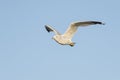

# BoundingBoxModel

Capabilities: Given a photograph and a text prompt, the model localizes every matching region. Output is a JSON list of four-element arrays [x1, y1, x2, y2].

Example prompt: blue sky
[[0, 0, 120, 80]]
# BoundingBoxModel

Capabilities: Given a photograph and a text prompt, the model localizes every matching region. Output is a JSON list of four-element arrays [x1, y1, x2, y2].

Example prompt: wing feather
[[63, 21, 104, 39], [45, 25, 61, 35]]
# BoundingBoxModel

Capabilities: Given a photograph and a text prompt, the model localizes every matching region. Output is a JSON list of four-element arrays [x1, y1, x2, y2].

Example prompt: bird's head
[[52, 35, 59, 40]]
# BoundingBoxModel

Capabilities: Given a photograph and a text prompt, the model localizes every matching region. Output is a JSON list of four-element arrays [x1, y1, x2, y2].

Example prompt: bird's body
[[52, 35, 75, 46], [45, 21, 105, 47]]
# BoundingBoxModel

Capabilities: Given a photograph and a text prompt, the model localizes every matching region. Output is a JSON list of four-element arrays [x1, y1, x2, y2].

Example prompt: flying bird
[[45, 21, 105, 47]]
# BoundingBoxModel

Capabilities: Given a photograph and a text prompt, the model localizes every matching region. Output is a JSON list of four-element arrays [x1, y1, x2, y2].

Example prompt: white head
[[52, 35, 60, 40]]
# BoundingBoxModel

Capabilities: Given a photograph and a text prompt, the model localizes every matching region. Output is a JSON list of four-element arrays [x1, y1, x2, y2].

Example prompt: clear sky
[[0, 0, 120, 80]]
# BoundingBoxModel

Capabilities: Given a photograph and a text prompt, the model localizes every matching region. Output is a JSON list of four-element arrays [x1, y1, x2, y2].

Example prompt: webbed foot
[[69, 42, 75, 47]]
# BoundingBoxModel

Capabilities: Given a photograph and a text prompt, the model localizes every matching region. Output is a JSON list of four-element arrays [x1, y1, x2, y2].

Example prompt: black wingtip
[[45, 25, 52, 32], [92, 21, 105, 25]]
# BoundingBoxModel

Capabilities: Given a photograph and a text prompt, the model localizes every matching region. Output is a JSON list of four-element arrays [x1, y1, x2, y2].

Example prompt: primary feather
[[63, 21, 105, 39], [45, 25, 61, 35]]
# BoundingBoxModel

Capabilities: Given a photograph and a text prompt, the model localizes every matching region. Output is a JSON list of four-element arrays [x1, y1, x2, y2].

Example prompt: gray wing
[[63, 21, 105, 39], [45, 25, 61, 35]]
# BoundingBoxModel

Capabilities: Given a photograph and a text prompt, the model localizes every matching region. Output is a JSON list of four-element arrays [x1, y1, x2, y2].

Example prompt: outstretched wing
[[63, 21, 105, 39], [45, 25, 61, 35]]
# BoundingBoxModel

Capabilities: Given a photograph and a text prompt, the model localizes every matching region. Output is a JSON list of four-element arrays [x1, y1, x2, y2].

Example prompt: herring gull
[[45, 21, 105, 47]]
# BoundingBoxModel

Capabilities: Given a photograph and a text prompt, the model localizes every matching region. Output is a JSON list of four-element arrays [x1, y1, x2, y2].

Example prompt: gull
[[45, 21, 105, 47]]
